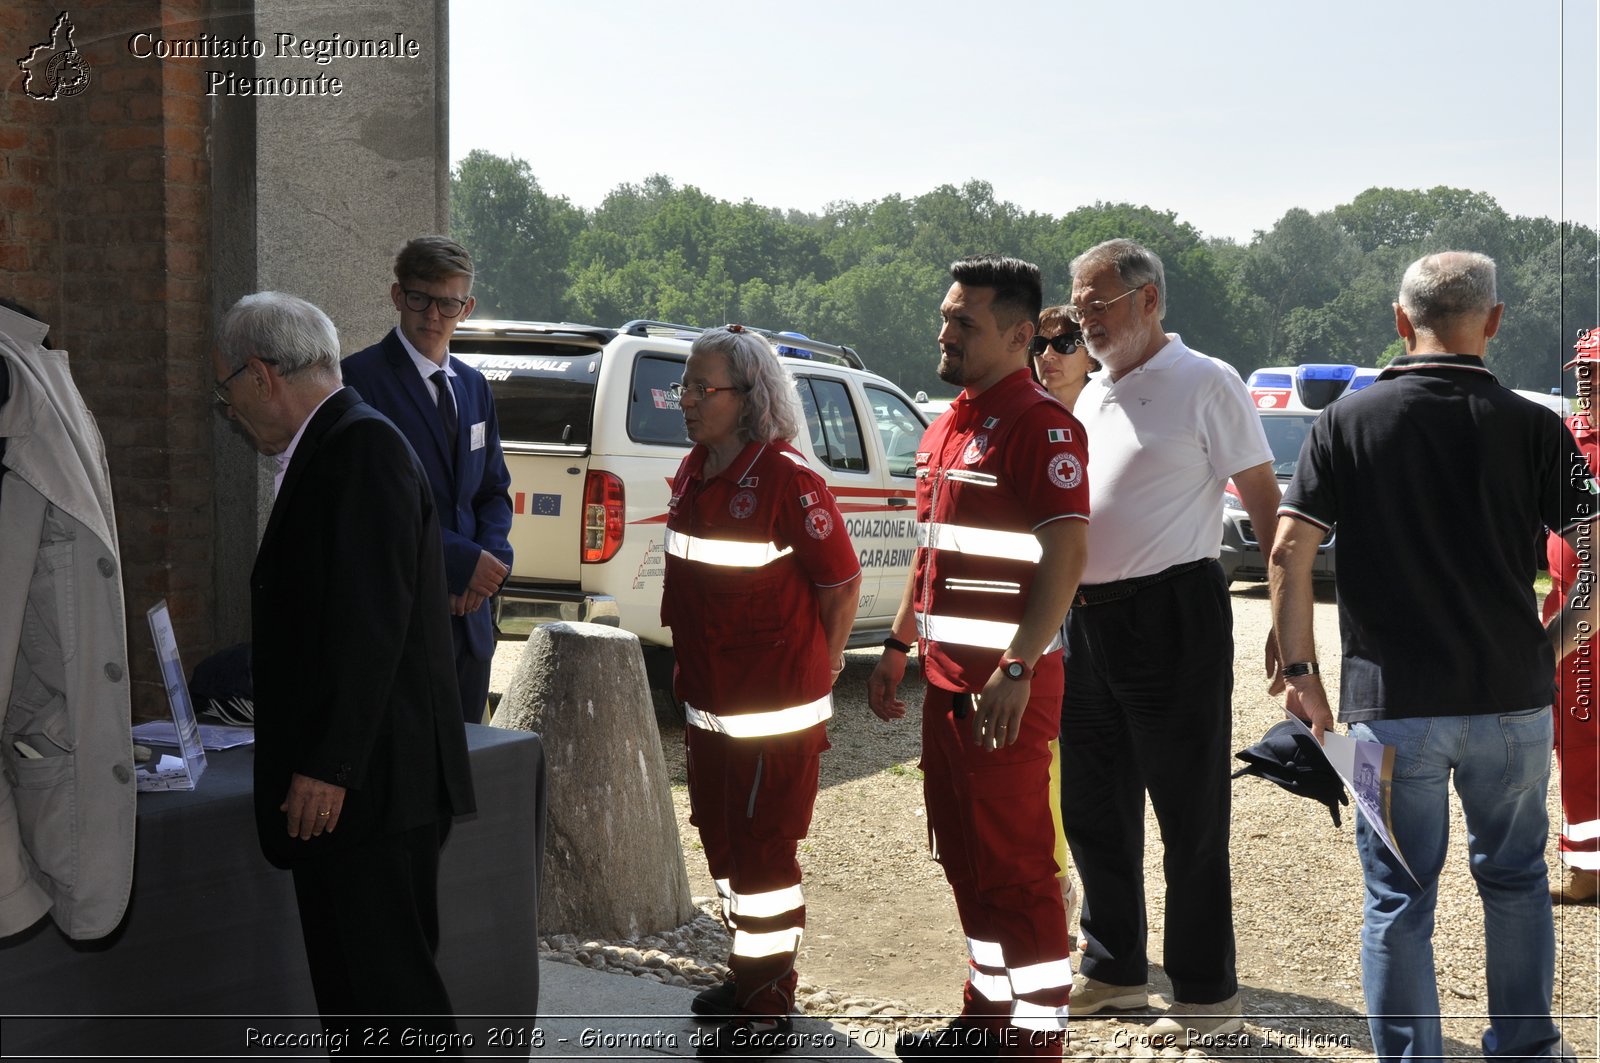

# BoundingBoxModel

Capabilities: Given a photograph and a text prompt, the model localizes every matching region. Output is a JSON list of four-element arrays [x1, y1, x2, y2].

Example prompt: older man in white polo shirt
[[1060, 239, 1281, 1046]]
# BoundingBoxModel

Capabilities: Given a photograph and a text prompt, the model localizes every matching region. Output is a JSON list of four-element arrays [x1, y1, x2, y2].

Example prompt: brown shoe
[[1551, 866, 1599, 905]]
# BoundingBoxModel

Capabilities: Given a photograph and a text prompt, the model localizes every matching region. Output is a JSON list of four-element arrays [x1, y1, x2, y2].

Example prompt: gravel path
[[494, 588, 1600, 1060]]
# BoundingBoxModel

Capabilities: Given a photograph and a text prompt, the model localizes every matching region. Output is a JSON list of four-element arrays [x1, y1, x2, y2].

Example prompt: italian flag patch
[[1047, 428, 1073, 443], [798, 491, 820, 507]]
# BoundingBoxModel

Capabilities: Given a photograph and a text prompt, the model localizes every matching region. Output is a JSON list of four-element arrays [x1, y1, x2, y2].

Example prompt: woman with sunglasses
[[1031, 305, 1100, 412], [661, 325, 862, 1058]]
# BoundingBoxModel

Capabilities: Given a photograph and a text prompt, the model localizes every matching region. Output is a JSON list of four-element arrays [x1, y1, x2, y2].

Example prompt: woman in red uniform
[[661, 325, 861, 1059]]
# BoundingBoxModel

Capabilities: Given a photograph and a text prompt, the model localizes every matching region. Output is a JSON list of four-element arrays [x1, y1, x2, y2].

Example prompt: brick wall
[[2, 0, 215, 717]]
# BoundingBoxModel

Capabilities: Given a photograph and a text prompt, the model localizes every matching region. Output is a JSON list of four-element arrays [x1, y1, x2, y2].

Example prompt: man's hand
[[280, 772, 347, 840], [468, 549, 509, 598], [1264, 627, 1284, 696], [1284, 675, 1335, 743], [451, 590, 488, 616], [868, 653, 908, 721], [973, 669, 1029, 750]]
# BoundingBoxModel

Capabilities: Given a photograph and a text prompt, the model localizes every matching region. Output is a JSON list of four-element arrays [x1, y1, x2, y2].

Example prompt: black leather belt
[[1074, 558, 1211, 607]]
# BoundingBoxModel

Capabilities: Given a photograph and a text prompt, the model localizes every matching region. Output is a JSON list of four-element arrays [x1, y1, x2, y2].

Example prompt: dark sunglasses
[[1030, 333, 1085, 357]]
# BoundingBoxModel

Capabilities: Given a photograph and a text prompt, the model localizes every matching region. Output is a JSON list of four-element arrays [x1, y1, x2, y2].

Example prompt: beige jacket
[[0, 306, 134, 940]]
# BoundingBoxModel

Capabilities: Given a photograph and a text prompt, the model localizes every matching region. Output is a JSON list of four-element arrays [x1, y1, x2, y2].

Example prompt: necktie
[[431, 369, 458, 442]]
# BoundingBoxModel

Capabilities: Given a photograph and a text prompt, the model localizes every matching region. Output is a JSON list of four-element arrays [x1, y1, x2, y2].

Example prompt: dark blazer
[[250, 387, 474, 870], [340, 330, 514, 661]]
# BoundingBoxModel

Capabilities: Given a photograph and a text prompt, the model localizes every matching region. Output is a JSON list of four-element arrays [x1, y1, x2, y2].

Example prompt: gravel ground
[[493, 588, 1600, 1060]]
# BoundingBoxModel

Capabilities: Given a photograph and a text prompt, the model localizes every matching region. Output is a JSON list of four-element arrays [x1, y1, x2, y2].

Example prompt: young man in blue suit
[[341, 236, 513, 724]]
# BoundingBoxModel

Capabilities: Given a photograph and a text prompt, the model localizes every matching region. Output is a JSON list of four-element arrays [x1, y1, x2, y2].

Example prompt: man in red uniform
[[870, 255, 1090, 1059], [661, 325, 861, 1059], [1545, 326, 1600, 904]]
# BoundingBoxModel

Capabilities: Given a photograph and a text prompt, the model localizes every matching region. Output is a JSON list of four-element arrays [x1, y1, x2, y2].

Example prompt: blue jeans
[[1350, 707, 1561, 1062]]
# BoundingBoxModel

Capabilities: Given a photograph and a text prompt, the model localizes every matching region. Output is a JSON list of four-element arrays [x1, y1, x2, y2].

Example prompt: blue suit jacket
[[340, 329, 513, 660]]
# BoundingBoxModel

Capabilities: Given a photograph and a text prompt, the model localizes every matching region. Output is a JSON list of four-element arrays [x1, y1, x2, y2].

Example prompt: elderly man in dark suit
[[213, 291, 475, 1039], [341, 236, 513, 724]]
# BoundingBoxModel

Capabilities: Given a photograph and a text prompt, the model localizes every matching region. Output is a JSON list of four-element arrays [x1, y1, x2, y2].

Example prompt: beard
[[1084, 325, 1147, 375], [936, 348, 965, 385]]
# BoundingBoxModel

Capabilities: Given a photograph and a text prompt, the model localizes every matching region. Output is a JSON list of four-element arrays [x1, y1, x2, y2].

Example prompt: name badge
[[470, 421, 486, 450]]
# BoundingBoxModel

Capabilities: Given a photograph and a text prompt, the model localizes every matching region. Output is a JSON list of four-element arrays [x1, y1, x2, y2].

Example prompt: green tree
[[450, 150, 581, 321]]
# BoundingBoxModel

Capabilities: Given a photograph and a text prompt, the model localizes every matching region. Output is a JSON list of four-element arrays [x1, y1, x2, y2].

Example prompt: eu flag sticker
[[532, 493, 562, 516]]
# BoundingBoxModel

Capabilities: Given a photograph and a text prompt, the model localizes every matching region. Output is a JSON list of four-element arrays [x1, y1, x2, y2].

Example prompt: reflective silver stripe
[[1009, 958, 1073, 995], [684, 695, 834, 738], [1011, 998, 1070, 1031], [714, 878, 733, 924], [732, 926, 803, 959], [917, 613, 1063, 654], [944, 470, 999, 486], [966, 937, 1006, 968], [1565, 817, 1600, 843], [968, 969, 1012, 1001], [665, 527, 792, 568], [731, 884, 805, 919], [1568, 850, 1600, 870], [943, 578, 1023, 595], [918, 522, 1042, 562]]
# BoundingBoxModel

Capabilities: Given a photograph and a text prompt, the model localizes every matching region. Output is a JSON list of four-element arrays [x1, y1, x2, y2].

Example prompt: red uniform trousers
[[920, 682, 1072, 1057], [1555, 641, 1600, 871], [685, 723, 825, 1017]]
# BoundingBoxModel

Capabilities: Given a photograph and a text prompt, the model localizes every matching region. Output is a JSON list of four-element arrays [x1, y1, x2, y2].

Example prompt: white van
[[451, 320, 926, 674]]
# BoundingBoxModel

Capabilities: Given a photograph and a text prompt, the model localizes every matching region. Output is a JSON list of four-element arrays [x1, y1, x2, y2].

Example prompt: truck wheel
[[642, 647, 685, 718]]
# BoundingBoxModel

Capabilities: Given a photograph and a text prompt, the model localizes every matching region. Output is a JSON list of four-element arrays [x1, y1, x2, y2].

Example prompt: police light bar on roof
[[1248, 363, 1379, 411]]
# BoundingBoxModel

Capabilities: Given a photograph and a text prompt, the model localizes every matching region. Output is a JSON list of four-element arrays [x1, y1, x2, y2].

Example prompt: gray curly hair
[[691, 326, 803, 444]]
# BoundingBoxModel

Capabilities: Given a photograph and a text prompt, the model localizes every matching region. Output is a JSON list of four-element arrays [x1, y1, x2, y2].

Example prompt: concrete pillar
[[495, 623, 696, 938], [209, 0, 450, 643]]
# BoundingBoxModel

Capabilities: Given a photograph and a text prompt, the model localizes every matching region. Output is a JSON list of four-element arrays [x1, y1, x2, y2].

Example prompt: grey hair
[[1398, 252, 1498, 331], [219, 291, 342, 382], [1070, 238, 1167, 320], [692, 326, 802, 444]]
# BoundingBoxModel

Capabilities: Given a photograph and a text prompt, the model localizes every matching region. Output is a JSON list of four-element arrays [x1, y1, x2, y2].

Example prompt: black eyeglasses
[[400, 288, 470, 318], [213, 357, 279, 407], [1030, 333, 1086, 357]]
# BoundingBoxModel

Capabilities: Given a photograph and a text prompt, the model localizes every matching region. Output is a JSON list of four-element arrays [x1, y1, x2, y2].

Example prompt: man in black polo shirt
[[1269, 251, 1596, 1062]]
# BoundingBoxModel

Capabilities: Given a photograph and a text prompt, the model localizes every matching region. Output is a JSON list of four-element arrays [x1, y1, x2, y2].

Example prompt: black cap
[[1233, 719, 1349, 827]]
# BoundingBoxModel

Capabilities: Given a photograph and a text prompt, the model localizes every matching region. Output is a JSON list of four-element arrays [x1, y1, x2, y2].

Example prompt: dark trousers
[[1060, 560, 1238, 1004], [453, 618, 493, 725], [290, 820, 459, 1054]]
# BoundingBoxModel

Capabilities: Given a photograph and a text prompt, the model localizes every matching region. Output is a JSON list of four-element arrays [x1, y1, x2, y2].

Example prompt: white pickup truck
[[451, 319, 927, 678]]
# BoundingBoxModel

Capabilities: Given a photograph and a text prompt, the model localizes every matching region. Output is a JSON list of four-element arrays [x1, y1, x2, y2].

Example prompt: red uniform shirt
[[662, 439, 860, 720], [1546, 412, 1598, 703], [913, 368, 1090, 694]]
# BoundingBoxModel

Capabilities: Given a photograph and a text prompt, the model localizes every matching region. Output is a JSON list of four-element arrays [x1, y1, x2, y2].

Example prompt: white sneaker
[[1144, 993, 1243, 1045], [1069, 974, 1149, 1015]]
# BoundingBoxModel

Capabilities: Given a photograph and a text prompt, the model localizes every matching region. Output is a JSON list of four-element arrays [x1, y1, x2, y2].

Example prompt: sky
[[450, 0, 1598, 244]]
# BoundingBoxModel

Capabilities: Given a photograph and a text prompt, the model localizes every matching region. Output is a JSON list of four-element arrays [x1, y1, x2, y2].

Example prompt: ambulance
[[451, 320, 927, 679], [1247, 363, 1382, 411]]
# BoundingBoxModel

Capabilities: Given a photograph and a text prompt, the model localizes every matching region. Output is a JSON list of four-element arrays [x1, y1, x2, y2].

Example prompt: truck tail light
[[582, 470, 625, 563]]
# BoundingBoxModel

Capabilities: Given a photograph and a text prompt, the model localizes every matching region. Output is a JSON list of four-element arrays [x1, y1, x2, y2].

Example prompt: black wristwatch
[[883, 636, 912, 655], [1282, 661, 1320, 679], [1000, 657, 1033, 681]]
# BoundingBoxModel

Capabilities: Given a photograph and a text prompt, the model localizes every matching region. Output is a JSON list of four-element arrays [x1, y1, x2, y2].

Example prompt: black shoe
[[895, 1022, 1001, 1059], [691, 979, 739, 1019], [696, 1015, 796, 1059]]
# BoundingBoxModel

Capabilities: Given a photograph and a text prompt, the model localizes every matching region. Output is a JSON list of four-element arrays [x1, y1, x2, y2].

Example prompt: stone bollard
[[494, 622, 694, 938]]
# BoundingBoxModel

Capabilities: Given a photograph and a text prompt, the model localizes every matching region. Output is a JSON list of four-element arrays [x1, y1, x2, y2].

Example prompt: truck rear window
[[452, 342, 599, 447], [629, 353, 691, 446]]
